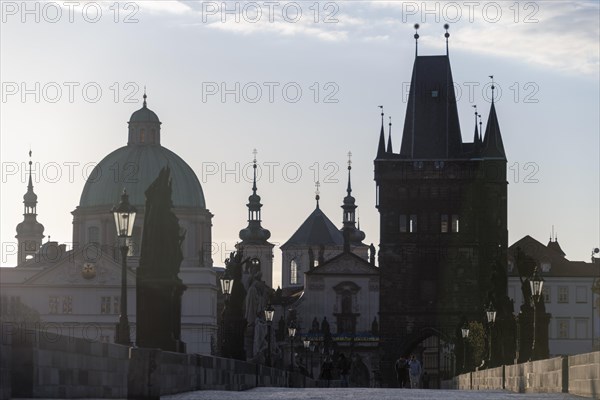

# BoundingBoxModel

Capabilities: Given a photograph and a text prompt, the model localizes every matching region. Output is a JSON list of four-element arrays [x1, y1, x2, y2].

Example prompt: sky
[[1, 1, 599, 287]]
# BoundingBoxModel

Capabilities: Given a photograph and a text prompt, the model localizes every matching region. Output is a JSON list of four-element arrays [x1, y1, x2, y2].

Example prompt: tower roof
[[239, 150, 271, 244], [281, 206, 343, 249], [399, 55, 463, 159], [481, 102, 507, 160], [129, 93, 160, 124]]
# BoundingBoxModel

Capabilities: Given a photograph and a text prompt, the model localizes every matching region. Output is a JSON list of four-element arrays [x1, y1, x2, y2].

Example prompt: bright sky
[[1, 1, 599, 287]]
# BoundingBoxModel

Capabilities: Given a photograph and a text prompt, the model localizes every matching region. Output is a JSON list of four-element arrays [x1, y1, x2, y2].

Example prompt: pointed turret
[[472, 106, 481, 156], [386, 117, 393, 153], [376, 106, 386, 158], [481, 94, 507, 159], [16, 150, 45, 264]]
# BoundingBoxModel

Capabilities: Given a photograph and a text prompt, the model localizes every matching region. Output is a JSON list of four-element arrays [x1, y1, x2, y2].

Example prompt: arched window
[[140, 129, 145, 143], [290, 259, 298, 285]]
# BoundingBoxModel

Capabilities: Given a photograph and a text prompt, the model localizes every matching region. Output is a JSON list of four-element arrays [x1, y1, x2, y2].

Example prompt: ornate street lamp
[[461, 324, 470, 371], [111, 189, 137, 346], [220, 269, 234, 299], [486, 303, 497, 367], [288, 322, 297, 372], [530, 266, 544, 361], [264, 303, 275, 367], [303, 339, 310, 373]]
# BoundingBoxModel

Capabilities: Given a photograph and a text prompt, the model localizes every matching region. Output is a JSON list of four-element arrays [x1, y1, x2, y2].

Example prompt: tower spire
[[472, 105, 481, 154], [239, 149, 271, 244], [414, 23, 420, 57], [341, 150, 365, 246], [489, 75, 495, 104], [143, 86, 147, 108], [315, 181, 321, 209], [346, 151, 352, 195], [377, 105, 386, 158], [387, 116, 393, 153], [16, 149, 45, 264], [444, 24, 450, 56]]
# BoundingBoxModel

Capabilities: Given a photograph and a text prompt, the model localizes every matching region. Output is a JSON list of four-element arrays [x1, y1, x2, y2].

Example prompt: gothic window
[[441, 214, 449, 233], [558, 287, 569, 303], [88, 226, 99, 244], [290, 259, 298, 285], [451, 215, 460, 233], [100, 296, 111, 314]]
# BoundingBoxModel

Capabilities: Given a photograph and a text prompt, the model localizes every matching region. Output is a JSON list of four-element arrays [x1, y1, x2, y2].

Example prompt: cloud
[[147, 0, 599, 76]]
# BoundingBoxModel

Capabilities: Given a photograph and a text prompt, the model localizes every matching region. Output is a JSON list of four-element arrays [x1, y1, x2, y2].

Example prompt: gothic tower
[[237, 150, 275, 288], [15, 151, 45, 264], [375, 28, 507, 385]]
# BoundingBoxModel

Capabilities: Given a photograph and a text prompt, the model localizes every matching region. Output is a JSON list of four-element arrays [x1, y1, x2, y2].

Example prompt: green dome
[[79, 144, 206, 209]]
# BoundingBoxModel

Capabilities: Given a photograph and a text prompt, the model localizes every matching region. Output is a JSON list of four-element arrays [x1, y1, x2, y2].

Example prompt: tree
[[466, 321, 486, 370]]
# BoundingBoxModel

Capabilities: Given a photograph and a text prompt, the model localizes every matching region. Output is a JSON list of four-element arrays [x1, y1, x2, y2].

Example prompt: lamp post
[[529, 266, 544, 361], [219, 269, 234, 357], [309, 341, 315, 378], [592, 248, 600, 351], [264, 304, 275, 367], [111, 189, 136, 346], [303, 339, 310, 373], [461, 324, 470, 372], [486, 303, 497, 367], [288, 322, 296, 387]]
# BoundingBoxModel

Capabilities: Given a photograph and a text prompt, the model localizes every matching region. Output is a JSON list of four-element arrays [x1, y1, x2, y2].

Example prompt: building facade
[[508, 235, 600, 356], [1, 98, 218, 354]]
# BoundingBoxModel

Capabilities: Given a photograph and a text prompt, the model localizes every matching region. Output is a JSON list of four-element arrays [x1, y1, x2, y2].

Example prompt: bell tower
[[15, 150, 45, 264]]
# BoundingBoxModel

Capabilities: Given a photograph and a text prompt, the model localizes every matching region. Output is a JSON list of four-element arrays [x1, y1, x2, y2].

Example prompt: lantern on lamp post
[[461, 324, 470, 372], [264, 303, 275, 367], [111, 189, 136, 346], [529, 266, 544, 361], [486, 303, 497, 367]]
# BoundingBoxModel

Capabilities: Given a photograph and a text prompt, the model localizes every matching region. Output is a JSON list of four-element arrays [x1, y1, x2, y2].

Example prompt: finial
[[346, 151, 353, 195], [472, 104, 478, 123], [414, 23, 420, 57], [143, 86, 147, 108], [444, 23, 450, 56], [378, 105, 384, 126], [489, 75, 495, 104], [315, 181, 321, 208], [478, 113, 483, 140], [347, 151, 352, 170], [252, 149, 258, 193], [387, 116, 393, 153], [48, 235, 51, 243]]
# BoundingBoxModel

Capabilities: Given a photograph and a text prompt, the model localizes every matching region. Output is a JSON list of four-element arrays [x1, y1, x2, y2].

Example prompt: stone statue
[[318, 244, 325, 265], [369, 243, 376, 265], [311, 317, 319, 333], [136, 167, 187, 352]]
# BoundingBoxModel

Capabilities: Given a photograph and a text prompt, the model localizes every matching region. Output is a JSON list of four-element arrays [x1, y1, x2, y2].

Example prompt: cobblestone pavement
[[164, 388, 585, 400]]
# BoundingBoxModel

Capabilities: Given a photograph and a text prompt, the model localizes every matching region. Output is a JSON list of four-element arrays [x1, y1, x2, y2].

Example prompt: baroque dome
[[78, 144, 206, 209]]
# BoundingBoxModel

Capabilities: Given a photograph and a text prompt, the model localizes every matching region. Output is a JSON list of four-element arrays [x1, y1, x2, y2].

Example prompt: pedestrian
[[394, 356, 408, 388], [337, 353, 350, 387], [408, 354, 421, 389], [320, 355, 333, 387]]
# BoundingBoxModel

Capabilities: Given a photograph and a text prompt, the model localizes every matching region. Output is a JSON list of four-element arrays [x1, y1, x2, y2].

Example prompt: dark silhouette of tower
[[374, 28, 507, 386]]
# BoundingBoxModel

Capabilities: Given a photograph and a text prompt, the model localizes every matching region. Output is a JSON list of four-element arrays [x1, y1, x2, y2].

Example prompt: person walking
[[408, 354, 422, 389], [337, 353, 350, 387], [394, 356, 408, 388]]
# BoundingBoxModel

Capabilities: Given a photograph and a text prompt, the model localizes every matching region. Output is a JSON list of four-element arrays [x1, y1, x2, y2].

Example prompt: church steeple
[[472, 105, 481, 156], [16, 150, 45, 264], [341, 152, 365, 245], [239, 149, 271, 244]]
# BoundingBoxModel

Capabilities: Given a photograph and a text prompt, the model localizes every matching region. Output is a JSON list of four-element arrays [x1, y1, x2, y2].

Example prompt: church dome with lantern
[[71, 94, 213, 269]]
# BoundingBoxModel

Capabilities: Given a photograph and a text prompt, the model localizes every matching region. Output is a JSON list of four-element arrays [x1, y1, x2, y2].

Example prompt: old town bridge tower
[[375, 27, 508, 385]]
